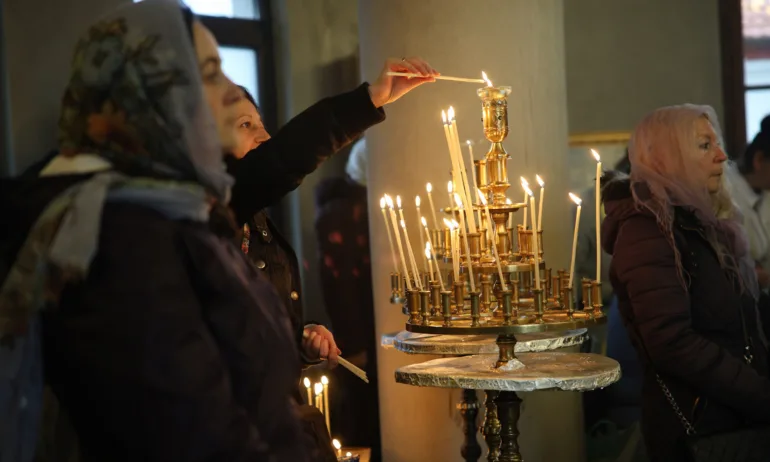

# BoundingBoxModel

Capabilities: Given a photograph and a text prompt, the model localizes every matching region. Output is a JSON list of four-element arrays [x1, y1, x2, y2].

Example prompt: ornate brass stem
[[483, 390, 501, 462], [419, 290, 430, 325], [480, 274, 493, 313], [390, 272, 403, 304], [470, 291, 481, 327], [441, 290, 452, 326], [592, 281, 604, 317], [496, 391, 523, 462], [495, 334, 518, 369], [501, 290, 513, 326], [533, 288, 544, 324], [406, 289, 421, 325], [430, 282, 441, 316], [459, 389, 482, 462]]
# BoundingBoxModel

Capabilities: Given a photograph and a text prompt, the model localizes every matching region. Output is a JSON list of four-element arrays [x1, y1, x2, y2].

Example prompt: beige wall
[[4, 0, 130, 174], [564, 0, 723, 134]]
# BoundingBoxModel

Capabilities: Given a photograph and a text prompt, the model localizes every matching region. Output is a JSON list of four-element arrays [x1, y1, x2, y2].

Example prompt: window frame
[[197, 0, 278, 133], [720, 0, 747, 157]]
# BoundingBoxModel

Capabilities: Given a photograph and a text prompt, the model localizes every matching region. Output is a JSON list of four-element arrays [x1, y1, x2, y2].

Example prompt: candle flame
[[385, 194, 394, 209], [426, 182, 433, 193], [448, 106, 455, 121], [396, 195, 402, 209], [536, 175, 544, 187], [421, 216, 428, 227], [453, 193, 463, 208], [466, 139, 472, 146], [441, 110, 447, 124], [321, 376, 329, 385], [415, 195, 421, 207], [379, 196, 386, 209], [477, 188, 487, 206], [591, 148, 601, 162], [506, 198, 512, 205], [451, 219, 460, 228], [447, 181, 453, 193], [569, 192, 582, 205], [303, 377, 311, 388], [314, 382, 323, 395], [400, 219, 406, 229], [443, 218, 454, 229], [482, 71, 493, 87], [425, 244, 432, 260], [524, 185, 534, 197], [346, 453, 352, 457], [520, 176, 529, 188], [332, 440, 341, 450]]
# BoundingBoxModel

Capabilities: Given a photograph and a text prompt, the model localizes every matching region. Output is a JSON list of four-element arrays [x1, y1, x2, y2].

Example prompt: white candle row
[[303, 376, 330, 431]]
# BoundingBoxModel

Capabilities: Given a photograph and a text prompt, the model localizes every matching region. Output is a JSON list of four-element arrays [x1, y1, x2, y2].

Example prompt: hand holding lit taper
[[302, 329, 369, 383], [368, 57, 438, 108]]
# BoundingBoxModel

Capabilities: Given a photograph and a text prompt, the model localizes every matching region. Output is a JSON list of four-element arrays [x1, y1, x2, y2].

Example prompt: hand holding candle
[[568, 193, 582, 289], [591, 149, 602, 282]]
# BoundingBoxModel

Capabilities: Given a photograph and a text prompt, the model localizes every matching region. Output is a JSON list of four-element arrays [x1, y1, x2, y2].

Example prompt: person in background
[[574, 152, 630, 306], [227, 59, 436, 462], [313, 139, 379, 454], [0, 1, 310, 460], [602, 104, 770, 460], [726, 115, 770, 289]]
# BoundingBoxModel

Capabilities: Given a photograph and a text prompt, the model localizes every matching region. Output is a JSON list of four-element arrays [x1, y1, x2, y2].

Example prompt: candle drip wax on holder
[[388, 79, 606, 370]]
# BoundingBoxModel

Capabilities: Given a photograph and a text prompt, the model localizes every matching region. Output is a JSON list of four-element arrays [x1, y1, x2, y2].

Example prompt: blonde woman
[[602, 105, 770, 460]]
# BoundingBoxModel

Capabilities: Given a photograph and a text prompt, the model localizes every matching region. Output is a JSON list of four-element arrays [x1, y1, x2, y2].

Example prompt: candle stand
[[382, 81, 616, 460]]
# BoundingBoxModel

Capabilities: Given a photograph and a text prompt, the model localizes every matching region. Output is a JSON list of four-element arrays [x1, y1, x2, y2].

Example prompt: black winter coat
[[226, 83, 385, 346], [602, 178, 770, 461]]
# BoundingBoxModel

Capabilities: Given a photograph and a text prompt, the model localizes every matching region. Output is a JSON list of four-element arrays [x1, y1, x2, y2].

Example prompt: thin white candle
[[321, 376, 330, 431], [425, 244, 438, 287], [332, 439, 342, 458], [401, 219, 423, 290], [467, 140, 483, 227], [442, 111, 464, 218], [314, 382, 323, 413], [454, 194, 476, 292], [592, 149, 602, 282], [521, 177, 529, 229], [386, 71, 485, 83], [444, 218, 460, 277], [422, 217, 445, 290], [524, 183, 541, 289], [478, 189, 507, 292], [415, 196, 429, 273], [451, 219, 461, 283], [568, 193, 583, 289], [386, 195, 412, 290], [536, 175, 545, 231], [380, 197, 399, 274], [426, 183, 440, 231], [303, 377, 312, 406], [448, 107, 477, 233]]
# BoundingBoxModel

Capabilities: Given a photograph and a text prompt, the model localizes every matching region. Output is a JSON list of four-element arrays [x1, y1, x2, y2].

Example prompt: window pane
[[134, 0, 260, 20], [745, 58, 770, 87], [220, 46, 259, 105], [745, 89, 770, 141]]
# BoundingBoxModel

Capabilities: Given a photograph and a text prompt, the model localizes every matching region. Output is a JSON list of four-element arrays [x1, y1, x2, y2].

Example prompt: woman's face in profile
[[232, 98, 271, 159], [192, 21, 243, 154], [694, 117, 728, 194]]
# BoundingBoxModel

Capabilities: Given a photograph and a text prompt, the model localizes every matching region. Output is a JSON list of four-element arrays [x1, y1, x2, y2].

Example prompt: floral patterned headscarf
[[0, 2, 233, 459]]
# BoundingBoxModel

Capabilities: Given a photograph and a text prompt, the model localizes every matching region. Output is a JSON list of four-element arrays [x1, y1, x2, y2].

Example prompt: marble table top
[[381, 329, 588, 355], [395, 352, 621, 392]]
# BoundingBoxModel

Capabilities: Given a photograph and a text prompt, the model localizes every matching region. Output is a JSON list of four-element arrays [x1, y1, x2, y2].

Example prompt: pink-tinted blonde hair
[[628, 104, 757, 298]]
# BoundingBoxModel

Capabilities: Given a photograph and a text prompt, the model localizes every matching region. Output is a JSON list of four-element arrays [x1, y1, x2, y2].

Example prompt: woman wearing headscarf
[[0, 1, 309, 461], [227, 59, 437, 372], [601, 105, 770, 460]]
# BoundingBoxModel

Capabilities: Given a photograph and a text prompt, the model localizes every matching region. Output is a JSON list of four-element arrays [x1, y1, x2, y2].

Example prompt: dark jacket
[[601, 178, 770, 461], [0, 174, 309, 462], [226, 83, 385, 346]]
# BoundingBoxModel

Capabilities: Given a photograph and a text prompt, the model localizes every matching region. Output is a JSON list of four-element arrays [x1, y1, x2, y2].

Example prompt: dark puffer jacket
[[601, 178, 770, 461]]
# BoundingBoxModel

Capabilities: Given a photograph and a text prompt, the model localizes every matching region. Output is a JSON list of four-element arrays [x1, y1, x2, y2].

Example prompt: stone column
[[359, 1, 581, 461]]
